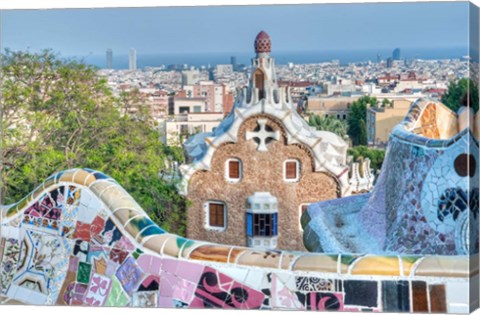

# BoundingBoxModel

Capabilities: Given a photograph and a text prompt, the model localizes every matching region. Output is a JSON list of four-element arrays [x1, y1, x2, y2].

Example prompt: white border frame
[[203, 200, 227, 232], [283, 159, 300, 182], [225, 158, 242, 183]]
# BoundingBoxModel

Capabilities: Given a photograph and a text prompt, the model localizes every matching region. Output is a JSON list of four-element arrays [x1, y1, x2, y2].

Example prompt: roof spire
[[254, 31, 271, 55]]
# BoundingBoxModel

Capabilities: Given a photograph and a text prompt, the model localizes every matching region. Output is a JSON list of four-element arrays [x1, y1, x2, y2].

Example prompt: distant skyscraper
[[230, 56, 236, 66], [392, 48, 401, 60], [386, 57, 393, 68], [376, 54, 381, 63], [129, 48, 137, 71], [106, 48, 113, 69]]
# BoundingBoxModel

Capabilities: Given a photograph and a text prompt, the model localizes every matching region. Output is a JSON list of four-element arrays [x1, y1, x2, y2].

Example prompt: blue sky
[[1, 2, 469, 56]]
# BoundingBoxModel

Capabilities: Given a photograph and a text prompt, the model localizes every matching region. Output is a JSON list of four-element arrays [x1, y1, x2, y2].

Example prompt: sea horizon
[[68, 46, 469, 70]]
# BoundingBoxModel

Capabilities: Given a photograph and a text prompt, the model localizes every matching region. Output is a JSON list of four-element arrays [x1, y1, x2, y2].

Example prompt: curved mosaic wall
[[303, 99, 479, 256], [0, 168, 475, 312]]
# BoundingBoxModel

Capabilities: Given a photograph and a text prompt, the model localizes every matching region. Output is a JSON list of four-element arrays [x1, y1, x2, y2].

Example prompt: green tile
[[105, 277, 130, 307], [77, 262, 92, 284]]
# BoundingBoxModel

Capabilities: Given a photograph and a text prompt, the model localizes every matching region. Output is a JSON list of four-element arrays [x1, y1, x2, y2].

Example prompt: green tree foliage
[[347, 145, 385, 171], [347, 96, 377, 146], [307, 114, 348, 138], [357, 119, 368, 146], [442, 78, 479, 113], [1, 49, 188, 235], [381, 98, 392, 108]]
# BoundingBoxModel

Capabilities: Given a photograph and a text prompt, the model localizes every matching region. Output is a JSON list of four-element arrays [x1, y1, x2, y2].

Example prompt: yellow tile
[[189, 245, 233, 263], [350, 256, 400, 276], [58, 170, 75, 183], [293, 255, 338, 273], [414, 256, 469, 277], [143, 234, 172, 254], [72, 169, 95, 186], [236, 250, 282, 269], [114, 208, 143, 226]]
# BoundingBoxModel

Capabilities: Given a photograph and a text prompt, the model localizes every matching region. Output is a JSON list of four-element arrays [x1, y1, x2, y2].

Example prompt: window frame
[[284, 159, 300, 182], [225, 158, 242, 183], [247, 212, 278, 237], [204, 201, 227, 231]]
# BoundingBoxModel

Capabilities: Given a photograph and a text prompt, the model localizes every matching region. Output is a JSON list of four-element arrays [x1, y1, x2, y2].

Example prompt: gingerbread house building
[[179, 31, 373, 251]]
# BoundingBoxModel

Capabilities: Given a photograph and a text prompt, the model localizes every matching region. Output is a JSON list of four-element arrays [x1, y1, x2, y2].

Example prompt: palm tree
[[308, 114, 348, 138]]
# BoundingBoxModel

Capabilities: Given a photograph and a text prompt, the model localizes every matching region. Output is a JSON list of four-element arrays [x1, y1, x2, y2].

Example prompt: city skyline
[[2, 2, 470, 59]]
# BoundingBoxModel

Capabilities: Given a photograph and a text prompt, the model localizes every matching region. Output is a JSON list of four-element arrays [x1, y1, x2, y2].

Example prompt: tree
[[307, 114, 348, 138], [346, 96, 383, 146], [1, 49, 188, 235], [347, 145, 385, 171], [442, 78, 479, 113], [357, 119, 368, 146], [381, 98, 390, 108]]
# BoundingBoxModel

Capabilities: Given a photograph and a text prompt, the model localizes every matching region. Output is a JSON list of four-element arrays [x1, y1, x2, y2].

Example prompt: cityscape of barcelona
[[1, 1, 479, 314]]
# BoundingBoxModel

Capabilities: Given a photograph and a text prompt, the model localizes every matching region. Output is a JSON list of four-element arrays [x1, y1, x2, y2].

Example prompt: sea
[[77, 47, 469, 70]]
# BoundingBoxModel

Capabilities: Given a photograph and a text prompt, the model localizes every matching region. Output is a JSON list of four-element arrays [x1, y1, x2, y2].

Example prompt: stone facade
[[186, 114, 340, 251], [180, 31, 373, 251]]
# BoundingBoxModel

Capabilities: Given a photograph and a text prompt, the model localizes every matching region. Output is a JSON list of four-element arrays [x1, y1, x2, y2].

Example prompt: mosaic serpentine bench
[[303, 99, 479, 256], [0, 168, 476, 312]]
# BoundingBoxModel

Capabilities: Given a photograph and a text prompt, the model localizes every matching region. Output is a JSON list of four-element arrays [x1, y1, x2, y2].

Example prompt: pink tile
[[68, 256, 79, 272], [161, 258, 178, 274], [175, 261, 204, 283], [172, 278, 196, 303], [150, 257, 163, 274], [158, 296, 174, 308], [136, 254, 152, 273], [159, 272, 177, 298]]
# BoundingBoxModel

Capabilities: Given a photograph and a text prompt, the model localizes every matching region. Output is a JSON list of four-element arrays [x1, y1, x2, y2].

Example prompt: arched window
[[225, 158, 242, 183], [204, 201, 227, 231], [254, 68, 265, 100], [284, 159, 301, 182]]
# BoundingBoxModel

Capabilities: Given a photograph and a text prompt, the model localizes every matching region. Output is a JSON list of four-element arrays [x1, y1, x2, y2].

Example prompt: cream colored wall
[[307, 96, 360, 116], [371, 99, 412, 145], [165, 115, 223, 146]]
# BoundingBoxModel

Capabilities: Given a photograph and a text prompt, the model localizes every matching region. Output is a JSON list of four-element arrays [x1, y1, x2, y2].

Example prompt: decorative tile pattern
[[0, 167, 473, 313]]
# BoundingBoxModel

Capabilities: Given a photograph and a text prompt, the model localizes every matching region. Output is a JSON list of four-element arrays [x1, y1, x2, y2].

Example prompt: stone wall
[[186, 114, 340, 251]]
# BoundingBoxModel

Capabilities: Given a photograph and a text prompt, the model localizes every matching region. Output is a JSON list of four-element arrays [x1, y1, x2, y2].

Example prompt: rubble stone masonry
[[186, 114, 340, 251]]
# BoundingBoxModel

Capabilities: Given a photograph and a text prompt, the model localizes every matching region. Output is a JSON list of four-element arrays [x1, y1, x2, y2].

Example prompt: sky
[[0, 2, 470, 57]]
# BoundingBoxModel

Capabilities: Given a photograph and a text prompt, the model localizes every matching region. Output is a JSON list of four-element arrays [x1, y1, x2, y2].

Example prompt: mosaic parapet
[[303, 98, 479, 256], [0, 168, 475, 312]]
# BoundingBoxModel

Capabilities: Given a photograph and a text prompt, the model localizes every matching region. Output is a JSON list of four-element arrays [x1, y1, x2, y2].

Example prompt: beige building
[[147, 90, 170, 120], [180, 80, 234, 113], [306, 95, 361, 120], [160, 112, 224, 146], [366, 99, 413, 146], [172, 97, 207, 115]]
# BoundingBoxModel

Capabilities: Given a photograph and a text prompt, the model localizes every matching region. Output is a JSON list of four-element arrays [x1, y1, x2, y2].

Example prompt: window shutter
[[209, 203, 225, 228], [246, 213, 253, 236], [286, 161, 298, 179], [272, 213, 278, 236], [229, 160, 240, 179]]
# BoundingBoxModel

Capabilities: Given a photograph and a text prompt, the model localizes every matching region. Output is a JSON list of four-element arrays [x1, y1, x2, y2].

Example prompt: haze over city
[[2, 2, 471, 67]]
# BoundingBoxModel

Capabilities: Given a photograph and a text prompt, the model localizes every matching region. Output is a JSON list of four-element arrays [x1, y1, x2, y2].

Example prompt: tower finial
[[254, 31, 271, 55]]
